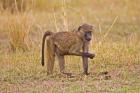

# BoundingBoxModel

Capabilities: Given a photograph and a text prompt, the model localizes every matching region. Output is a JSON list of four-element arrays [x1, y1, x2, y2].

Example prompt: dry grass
[[7, 14, 33, 51], [0, 0, 140, 93]]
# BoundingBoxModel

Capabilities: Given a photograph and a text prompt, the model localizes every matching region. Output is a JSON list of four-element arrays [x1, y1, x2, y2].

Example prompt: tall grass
[[7, 14, 33, 51]]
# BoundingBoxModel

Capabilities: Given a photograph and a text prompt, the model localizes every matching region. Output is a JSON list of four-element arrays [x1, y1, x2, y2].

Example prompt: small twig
[[21, 0, 23, 12], [103, 16, 118, 39], [14, 0, 19, 13], [53, 9, 59, 32], [99, 23, 102, 35], [62, 0, 68, 31], [81, 15, 86, 23], [98, 16, 118, 44]]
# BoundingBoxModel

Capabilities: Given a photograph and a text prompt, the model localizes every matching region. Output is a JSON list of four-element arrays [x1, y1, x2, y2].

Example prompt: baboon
[[41, 23, 95, 75]]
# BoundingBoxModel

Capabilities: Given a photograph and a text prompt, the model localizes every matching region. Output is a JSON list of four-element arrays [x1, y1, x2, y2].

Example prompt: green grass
[[0, 0, 140, 93]]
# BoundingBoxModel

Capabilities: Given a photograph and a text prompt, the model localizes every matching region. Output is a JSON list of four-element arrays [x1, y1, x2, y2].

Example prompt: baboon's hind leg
[[56, 49, 72, 76], [57, 55, 65, 73], [46, 39, 55, 75]]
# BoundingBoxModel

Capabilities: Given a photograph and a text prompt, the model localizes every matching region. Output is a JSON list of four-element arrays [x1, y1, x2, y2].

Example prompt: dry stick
[[53, 9, 59, 32], [95, 16, 119, 70], [99, 23, 102, 36], [31, 0, 34, 9], [62, 0, 68, 31], [14, 0, 19, 13], [87, 9, 102, 35], [98, 16, 118, 45], [26, 15, 33, 50], [81, 15, 87, 23], [21, 0, 23, 12], [81, 8, 88, 23]]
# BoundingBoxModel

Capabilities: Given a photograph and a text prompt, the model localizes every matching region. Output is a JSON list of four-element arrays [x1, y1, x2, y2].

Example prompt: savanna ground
[[0, 0, 140, 93]]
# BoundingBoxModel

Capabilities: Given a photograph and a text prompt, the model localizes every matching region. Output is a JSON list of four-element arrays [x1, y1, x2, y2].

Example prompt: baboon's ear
[[78, 26, 82, 31]]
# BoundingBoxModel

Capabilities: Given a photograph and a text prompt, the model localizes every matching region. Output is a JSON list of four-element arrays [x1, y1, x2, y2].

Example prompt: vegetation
[[0, 0, 140, 93]]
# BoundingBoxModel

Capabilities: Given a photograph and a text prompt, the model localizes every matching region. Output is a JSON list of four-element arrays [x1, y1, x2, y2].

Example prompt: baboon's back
[[52, 32, 82, 52]]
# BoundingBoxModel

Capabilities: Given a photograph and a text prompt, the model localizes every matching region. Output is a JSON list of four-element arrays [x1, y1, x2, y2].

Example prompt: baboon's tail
[[41, 31, 53, 66]]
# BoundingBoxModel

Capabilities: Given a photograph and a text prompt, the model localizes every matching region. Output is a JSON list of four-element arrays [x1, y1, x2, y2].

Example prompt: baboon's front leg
[[82, 42, 89, 75], [82, 42, 95, 75], [83, 52, 95, 59], [67, 51, 94, 59], [67, 43, 94, 58], [65, 51, 95, 59]]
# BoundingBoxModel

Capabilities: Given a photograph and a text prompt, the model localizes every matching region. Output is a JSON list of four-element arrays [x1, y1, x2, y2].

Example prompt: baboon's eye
[[87, 31, 92, 35], [88, 31, 92, 33]]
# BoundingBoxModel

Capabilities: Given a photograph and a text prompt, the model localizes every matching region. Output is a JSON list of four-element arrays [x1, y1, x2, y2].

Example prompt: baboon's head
[[77, 23, 95, 41]]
